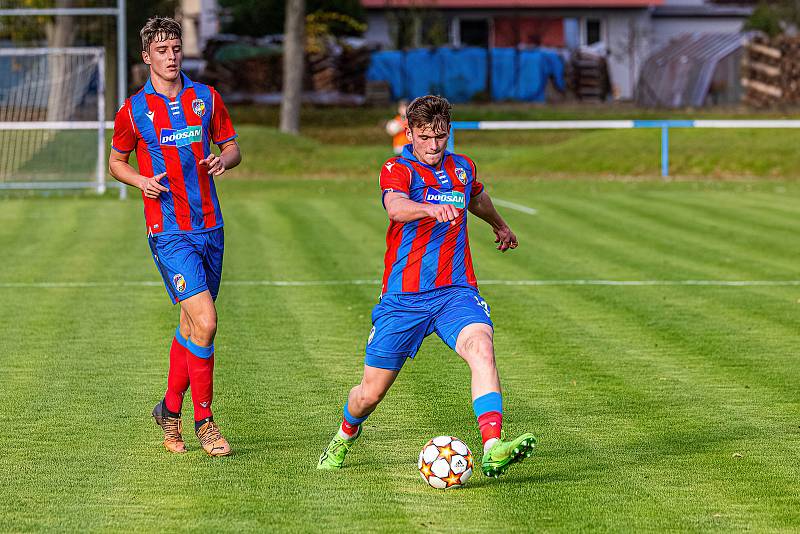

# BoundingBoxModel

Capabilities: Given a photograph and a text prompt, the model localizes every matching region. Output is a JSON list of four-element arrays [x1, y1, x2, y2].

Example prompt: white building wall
[[661, 0, 706, 6], [650, 18, 744, 51], [604, 11, 652, 99], [364, 12, 392, 47]]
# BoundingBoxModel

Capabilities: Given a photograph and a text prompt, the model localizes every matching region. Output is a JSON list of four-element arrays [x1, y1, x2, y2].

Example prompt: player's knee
[[358, 384, 387, 410], [192, 313, 217, 343], [463, 333, 495, 368]]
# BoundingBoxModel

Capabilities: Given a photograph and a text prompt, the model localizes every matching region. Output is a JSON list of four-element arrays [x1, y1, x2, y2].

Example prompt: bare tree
[[46, 0, 76, 122], [280, 0, 305, 134]]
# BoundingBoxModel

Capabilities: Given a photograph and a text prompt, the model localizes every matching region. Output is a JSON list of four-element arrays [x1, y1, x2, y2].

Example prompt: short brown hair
[[140, 17, 181, 52], [406, 95, 451, 134]]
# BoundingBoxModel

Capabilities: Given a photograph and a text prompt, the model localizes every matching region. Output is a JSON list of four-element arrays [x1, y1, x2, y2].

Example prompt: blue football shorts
[[148, 227, 224, 304], [364, 285, 493, 371]]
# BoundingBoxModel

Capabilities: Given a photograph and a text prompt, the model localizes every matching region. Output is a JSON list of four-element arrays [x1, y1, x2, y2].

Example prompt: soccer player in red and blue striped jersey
[[318, 95, 536, 477], [109, 17, 240, 457]]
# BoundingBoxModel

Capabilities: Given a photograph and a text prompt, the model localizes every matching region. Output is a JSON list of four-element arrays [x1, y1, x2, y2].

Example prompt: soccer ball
[[418, 436, 473, 489]]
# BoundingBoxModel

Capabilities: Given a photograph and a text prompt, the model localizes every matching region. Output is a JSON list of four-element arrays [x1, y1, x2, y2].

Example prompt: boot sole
[[203, 447, 232, 457], [482, 436, 536, 478]]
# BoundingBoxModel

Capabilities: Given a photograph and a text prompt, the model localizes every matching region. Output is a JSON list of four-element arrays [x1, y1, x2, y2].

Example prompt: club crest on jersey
[[160, 126, 202, 147], [424, 187, 465, 209], [173, 274, 186, 293], [192, 98, 206, 118], [455, 167, 467, 184]]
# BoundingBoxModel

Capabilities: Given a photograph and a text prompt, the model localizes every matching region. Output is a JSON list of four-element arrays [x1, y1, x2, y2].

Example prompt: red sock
[[187, 352, 214, 421], [340, 418, 359, 437], [478, 411, 503, 444], [164, 337, 190, 414]]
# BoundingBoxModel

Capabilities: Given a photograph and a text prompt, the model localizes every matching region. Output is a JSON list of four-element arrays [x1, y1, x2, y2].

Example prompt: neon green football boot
[[481, 432, 536, 477], [317, 426, 362, 470]]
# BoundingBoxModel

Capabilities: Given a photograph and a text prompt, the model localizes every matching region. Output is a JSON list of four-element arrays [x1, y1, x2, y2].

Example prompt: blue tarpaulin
[[439, 47, 488, 103], [489, 48, 566, 101], [367, 47, 564, 103], [489, 48, 516, 101]]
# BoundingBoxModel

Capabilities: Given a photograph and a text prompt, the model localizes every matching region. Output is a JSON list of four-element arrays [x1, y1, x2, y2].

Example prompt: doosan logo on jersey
[[160, 126, 202, 147], [424, 188, 465, 208]]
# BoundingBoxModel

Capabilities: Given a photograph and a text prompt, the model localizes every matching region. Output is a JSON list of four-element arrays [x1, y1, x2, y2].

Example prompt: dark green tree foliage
[[218, 0, 363, 37], [744, 1, 800, 37], [127, 0, 180, 64]]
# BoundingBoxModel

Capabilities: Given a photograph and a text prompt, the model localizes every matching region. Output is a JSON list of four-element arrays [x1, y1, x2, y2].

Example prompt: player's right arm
[[380, 160, 459, 225], [108, 101, 169, 199], [384, 193, 459, 225], [108, 151, 168, 199]]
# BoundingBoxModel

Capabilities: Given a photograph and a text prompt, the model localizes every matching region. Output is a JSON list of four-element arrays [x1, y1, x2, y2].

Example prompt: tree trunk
[[46, 0, 76, 122], [280, 0, 304, 135]]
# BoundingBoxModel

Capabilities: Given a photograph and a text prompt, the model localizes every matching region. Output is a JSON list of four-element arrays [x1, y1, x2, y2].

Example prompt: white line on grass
[[2, 280, 800, 289], [491, 198, 538, 215], [481, 280, 800, 286]]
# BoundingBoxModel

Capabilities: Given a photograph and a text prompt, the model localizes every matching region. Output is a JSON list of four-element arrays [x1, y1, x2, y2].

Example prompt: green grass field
[[3, 116, 800, 531]]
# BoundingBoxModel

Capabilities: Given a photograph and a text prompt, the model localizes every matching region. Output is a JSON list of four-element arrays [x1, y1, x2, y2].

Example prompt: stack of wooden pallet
[[742, 35, 782, 106], [568, 49, 610, 102], [741, 34, 800, 106]]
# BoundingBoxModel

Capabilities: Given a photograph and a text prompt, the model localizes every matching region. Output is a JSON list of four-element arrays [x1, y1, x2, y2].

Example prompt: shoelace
[[163, 418, 183, 442], [328, 437, 354, 455], [198, 422, 222, 446]]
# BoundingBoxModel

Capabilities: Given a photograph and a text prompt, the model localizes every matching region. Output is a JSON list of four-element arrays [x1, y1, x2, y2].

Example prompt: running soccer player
[[318, 95, 535, 477], [109, 17, 241, 456]]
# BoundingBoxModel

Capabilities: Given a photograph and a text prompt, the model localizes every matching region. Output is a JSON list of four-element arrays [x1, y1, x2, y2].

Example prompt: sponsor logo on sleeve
[[160, 126, 202, 147], [455, 167, 467, 184], [424, 187, 465, 209]]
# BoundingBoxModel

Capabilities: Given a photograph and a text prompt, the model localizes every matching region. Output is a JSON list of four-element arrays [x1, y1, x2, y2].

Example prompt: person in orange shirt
[[385, 99, 408, 155]]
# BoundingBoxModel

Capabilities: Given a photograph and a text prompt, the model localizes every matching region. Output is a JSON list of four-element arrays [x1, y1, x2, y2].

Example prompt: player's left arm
[[200, 140, 241, 177], [469, 190, 518, 252], [201, 87, 241, 176]]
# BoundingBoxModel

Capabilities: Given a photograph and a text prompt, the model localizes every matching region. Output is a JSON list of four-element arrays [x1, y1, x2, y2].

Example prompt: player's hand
[[139, 172, 169, 199], [200, 153, 226, 176], [426, 204, 460, 225], [494, 225, 518, 252]]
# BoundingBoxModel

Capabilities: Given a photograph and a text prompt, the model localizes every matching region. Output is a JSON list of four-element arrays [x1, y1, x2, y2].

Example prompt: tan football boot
[[152, 400, 187, 453], [195, 418, 232, 457]]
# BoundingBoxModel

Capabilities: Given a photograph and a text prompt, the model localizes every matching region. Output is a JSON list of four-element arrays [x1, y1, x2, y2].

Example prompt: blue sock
[[343, 402, 369, 426], [472, 391, 503, 418], [339, 402, 369, 438]]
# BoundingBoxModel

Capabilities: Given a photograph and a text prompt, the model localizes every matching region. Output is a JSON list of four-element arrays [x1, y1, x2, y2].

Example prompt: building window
[[584, 18, 603, 45], [460, 19, 489, 47]]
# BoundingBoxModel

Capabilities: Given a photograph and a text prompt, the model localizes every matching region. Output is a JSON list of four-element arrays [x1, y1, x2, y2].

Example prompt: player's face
[[143, 38, 183, 82], [407, 124, 449, 167]]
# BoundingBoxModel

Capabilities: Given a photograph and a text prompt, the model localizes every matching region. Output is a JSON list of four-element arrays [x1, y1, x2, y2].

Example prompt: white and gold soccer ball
[[418, 436, 474, 489]]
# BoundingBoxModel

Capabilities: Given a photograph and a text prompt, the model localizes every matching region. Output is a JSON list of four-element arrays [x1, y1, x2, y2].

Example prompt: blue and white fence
[[448, 120, 800, 177]]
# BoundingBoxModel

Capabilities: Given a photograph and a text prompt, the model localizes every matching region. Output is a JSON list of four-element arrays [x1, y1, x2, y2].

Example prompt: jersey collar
[[144, 71, 193, 99], [401, 144, 451, 171]]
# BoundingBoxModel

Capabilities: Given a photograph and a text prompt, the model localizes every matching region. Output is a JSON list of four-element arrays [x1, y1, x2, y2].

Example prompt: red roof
[[362, 0, 662, 7]]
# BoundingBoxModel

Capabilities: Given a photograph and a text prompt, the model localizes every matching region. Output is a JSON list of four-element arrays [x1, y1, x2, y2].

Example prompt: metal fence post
[[448, 126, 455, 152], [661, 124, 669, 178]]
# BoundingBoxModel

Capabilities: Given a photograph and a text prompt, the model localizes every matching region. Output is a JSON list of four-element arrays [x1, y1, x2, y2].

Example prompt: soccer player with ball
[[109, 17, 240, 456], [318, 95, 536, 479]]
